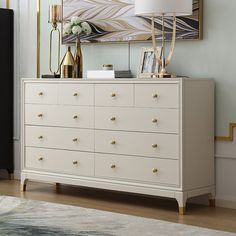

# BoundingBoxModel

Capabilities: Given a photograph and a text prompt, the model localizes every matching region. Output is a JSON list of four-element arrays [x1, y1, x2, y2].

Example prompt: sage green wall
[[40, 0, 236, 136]]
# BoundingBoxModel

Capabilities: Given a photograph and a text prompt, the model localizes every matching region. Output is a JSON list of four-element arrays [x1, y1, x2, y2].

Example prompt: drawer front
[[25, 104, 94, 128], [25, 83, 58, 104], [25, 126, 94, 152], [95, 130, 179, 159], [95, 153, 179, 186], [95, 84, 134, 107], [58, 84, 94, 106], [135, 84, 179, 108], [25, 147, 94, 176], [95, 107, 179, 134]]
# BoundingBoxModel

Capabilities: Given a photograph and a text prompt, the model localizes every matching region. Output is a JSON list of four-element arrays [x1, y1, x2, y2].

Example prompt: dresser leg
[[179, 207, 186, 215], [21, 179, 28, 192], [175, 192, 188, 215], [7, 169, 14, 180], [208, 191, 216, 207], [56, 183, 60, 191]]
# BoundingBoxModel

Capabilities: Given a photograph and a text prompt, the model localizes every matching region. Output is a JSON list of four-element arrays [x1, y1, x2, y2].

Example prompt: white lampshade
[[135, 0, 192, 17]]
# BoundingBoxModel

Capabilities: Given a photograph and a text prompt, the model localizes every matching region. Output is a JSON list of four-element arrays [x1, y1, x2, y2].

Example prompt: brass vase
[[60, 46, 76, 78], [74, 37, 83, 78]]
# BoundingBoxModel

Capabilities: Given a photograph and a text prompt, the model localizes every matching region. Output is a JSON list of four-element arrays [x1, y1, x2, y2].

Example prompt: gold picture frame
[[137, 47, 162, 79]]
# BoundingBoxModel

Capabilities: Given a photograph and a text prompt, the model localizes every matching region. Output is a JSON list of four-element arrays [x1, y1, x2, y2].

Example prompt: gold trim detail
[[37, 0, 41, 78], [215, 123, 236, 142], [6, 0, 10, 9]]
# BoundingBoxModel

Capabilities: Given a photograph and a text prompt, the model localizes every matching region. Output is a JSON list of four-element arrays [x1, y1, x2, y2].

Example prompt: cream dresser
[[21, 78, 215, 214]]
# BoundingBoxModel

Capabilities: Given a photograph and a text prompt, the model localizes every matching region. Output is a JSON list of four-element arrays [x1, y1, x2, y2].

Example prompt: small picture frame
[[137, 47, 162, 79]]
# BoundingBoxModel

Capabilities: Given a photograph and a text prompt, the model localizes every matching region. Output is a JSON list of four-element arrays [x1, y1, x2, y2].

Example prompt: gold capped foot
[[209, 199, 216, 207], [179, 207, 186, 215]]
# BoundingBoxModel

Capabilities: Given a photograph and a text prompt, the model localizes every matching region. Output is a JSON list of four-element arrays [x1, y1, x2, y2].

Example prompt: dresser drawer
[[25, 104, 94, 128], [95, 107, 179, 134], [95, 84, 134, 107], [25, 126, 94, 152], [58, 84, 94, 106], [95, 153, 179, 186], [135, 84, 179, 108], [25, 147, 94, 176], [25, 83, 58, 104], [95, 130, 179, 159]]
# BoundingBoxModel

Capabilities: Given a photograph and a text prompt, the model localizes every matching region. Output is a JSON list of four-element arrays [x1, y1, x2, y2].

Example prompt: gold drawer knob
[[72, 160, 78, 165], [152, 168, 158, 173], [110, 117, 116, 121], [110, 164, 116, 169], [38, 136, 43, 139], [38, 92, 44, 96], [73, 138, 78, 142], [73, 115, 79, 119], [111, 93, 116, 98], [111, 140, 116, 145], [152, 119, 158, 123], [38, 157, 44, 161], [73, 93, 79, 97], [152, 144, 158, 148], [152, 94, 158, 99], [37, 114, 43, 118]]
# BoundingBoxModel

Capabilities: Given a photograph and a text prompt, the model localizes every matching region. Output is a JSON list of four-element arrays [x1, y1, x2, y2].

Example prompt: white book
[[87, 70, 115, 79]]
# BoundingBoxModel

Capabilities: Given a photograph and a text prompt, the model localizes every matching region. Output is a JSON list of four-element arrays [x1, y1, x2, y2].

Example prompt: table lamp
[[135, 0, 192, 78], [42, 5, 62, 78]]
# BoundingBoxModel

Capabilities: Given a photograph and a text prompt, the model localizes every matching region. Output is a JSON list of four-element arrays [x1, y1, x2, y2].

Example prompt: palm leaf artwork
[[62, 0, 202, 44]]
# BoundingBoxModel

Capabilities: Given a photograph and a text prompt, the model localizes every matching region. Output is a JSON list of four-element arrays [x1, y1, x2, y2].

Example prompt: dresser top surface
[[22, 78, 212, 84]]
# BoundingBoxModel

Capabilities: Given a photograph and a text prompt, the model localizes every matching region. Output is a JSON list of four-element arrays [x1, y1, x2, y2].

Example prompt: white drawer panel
[[95, 84, 134, 107], [95, 107, 179, 134], [95, 130, 179, 159], [25, 83, 58, 104], [25, 104, 94, 128], [25, 126, 94, 152], [135, 84, 179, 108], [58, 84, 94, 106], [95, 153, 179, 186], [25, 147, 94, 176]]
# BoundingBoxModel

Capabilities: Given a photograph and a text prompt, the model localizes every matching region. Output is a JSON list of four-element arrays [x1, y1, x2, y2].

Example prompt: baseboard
[[14, 170, 21, 180], [216, 196, 236, 210]]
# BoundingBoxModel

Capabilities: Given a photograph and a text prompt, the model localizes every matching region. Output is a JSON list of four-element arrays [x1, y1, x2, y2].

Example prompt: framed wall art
[[137, 47, 162, 79], [62, 0, 202, 44]]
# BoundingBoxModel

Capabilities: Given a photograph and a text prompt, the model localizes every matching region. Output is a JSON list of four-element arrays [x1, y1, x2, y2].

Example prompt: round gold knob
[[73, 115, 79, 119], [111, 140, 116, 145], [152, 144, 158, 148], [38, 136, 43, 139], [38, 92, 44, 96], [152, 94, 158, 99], [152, 168, 158, 173], [73, 138, 78, 142], [38, 157, 44, 161], [37, 114, 43, 118], [110, 164, 116, 169], [110, 117, 116, 121], [152, 119, 158, 123], [72, 160, 78, 165], [111, 93, 116, 98], [73, 93, 79, 97]]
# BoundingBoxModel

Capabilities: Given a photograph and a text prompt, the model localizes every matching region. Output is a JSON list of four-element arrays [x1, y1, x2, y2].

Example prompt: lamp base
[[41, 74, 60, 78], [157, 72, 176, 79]]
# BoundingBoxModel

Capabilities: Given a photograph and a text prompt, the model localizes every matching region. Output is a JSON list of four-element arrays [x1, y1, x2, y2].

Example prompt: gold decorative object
[[135, 0, 192, 78], [44, 5, 62, 78], [215, 123, 236, 142], [60, 46, 76, 78], [74, 37, 83, 78]]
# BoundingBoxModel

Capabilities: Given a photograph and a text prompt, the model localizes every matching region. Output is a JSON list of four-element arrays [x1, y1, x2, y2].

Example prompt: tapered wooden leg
[[8, 173, 14, 180], [175, 192, 188, 215], [56, 183, 60, 191], [209, 191, 216, 208], [7, 169, 14, 180], [21, 179, 28, 192], [179, 207, 186, 215]]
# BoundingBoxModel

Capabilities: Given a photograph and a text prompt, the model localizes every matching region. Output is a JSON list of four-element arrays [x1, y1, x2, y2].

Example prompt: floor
[[0, 178, 236, 234]]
